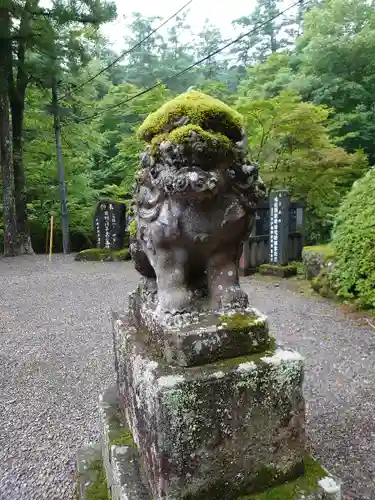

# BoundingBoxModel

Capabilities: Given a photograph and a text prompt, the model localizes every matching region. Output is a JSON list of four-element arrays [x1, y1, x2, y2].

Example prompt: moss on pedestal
[[218, 312, 263, 331], [240, 456, 327, 499], [109, 425, 136, 450], [84, 460, 109, 500]]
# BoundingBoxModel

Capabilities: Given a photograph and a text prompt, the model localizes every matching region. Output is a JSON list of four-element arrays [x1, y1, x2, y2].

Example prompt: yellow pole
[[49, 215, 54, 262]]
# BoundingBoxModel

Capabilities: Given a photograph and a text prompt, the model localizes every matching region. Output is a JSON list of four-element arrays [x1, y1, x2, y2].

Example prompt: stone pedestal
[[113, 312, 306, 499], [84, 385, 341, 500]]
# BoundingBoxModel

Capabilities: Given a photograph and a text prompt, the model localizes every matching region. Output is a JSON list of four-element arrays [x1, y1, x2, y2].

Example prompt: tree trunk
[[0, 6, 18, 256], [8, 0, 34, 254], [11, 101, 34, 254]]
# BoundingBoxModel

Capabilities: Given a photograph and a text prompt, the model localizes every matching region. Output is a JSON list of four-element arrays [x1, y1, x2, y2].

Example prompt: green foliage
[[237, 53, 296, 100], [332, 168, 375, 309], [311, 268, 338, 299], [236, 89, 368, 243], [3, 0, 375, 254], [138, 90, 244, 142], [296, 0, 375, 163]]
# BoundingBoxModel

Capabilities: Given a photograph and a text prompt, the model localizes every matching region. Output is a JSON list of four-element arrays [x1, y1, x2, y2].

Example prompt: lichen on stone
[[137, 90, 244, 143], [261, 349, 304, 365]]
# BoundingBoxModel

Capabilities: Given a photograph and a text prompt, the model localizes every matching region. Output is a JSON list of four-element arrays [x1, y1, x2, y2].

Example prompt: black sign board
[[94, 200, 126, 250]]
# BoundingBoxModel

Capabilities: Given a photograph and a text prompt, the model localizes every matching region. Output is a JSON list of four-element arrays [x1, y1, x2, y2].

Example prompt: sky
[[101, 0, 259, 52]]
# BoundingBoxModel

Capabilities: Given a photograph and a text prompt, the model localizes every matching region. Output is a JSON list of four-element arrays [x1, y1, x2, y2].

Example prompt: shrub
[[332, 168, 375, 309]]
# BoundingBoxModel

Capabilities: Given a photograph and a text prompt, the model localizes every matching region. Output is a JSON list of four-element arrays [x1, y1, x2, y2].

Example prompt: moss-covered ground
[[74, 248, 130, 262]]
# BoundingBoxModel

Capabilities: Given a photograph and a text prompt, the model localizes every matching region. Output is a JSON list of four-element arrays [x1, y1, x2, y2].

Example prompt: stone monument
[[94, 200, 126, 250], [77, 91, 341, 500]]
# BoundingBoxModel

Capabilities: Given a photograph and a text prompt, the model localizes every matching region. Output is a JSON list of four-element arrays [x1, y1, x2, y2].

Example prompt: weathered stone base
[[98, 385, 149, 500], [113, 313, 311, 499], [76, 385, 341, 500], [127, 279, 271, 367], [259, 264, 297, 278]]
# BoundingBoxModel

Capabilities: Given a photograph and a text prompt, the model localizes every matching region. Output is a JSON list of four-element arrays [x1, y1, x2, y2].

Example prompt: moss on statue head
[[138, 90, 244, 143], [150, 125, 234, 159], [172, 124, 232, 153]]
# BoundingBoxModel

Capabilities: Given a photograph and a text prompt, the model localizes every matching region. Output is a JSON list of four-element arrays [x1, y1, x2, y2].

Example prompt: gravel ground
[[0, 255, 374, 499]]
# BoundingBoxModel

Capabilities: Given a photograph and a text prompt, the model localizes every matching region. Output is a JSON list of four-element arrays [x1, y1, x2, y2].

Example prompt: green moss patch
[[108, 408, 136, 450], [171, 124, 233, 155], [259, 264, 297, 278], [211, 336, 277, 370], [137, 90, 244, 143], [303, 244, 335, 263], [74, 248, 130, 262], [240, 456, 327, 499], [109, 427, 136, 448], [219, 312, 263, 332], [85, 460, 109, 500]]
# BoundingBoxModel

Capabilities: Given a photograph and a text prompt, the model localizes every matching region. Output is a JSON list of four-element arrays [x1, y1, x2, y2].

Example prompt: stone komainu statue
[[131, 91, 265, 318]]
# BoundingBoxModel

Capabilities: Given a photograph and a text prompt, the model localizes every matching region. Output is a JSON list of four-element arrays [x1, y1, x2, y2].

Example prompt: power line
[[58, 0, 193, 102], [64, 0, 302, 127]]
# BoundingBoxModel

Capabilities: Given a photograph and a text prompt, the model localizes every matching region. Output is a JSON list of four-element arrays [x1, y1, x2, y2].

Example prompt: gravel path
[[0, 255, 374, 499]]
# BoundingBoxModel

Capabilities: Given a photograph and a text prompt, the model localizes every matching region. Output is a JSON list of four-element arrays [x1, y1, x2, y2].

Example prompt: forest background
[[1, 0, 374, 255]]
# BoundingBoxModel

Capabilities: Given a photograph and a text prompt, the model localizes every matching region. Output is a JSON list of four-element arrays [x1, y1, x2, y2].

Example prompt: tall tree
[[5, 0, 115, 254], [195, 20, 228, 81], [230, 14, 262, 67], [249, 0, 294, 62], [296, 0, 375, 162], [121, 13, 165, 88], [0, 3, 17, 256], [236, 89, 368, 242]]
